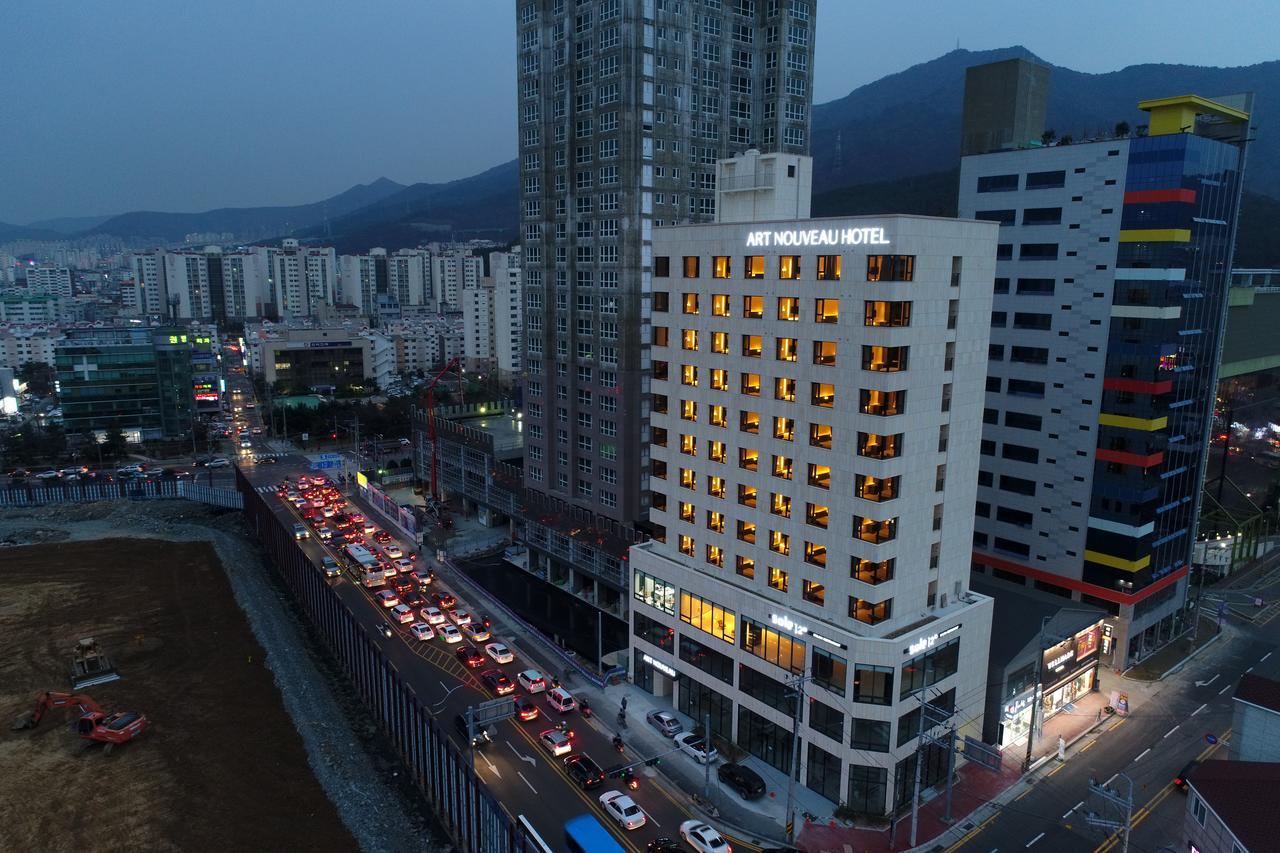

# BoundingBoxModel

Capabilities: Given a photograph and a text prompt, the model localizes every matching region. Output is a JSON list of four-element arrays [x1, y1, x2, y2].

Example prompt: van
[[546, 687, 577, 714], [392, 604, 415, 624], [362, 571, 386, 588]]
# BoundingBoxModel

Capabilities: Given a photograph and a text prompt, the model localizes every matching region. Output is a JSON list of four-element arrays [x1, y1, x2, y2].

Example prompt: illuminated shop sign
[[305, 340, 353, 349], [642, 654, 676, 678], [194, 393, 220, 402], [768, 613, 846, 650], [907, 623, 961, 656], [1004, 693, 1034, 718], [746, 226, 890, 248], [1075, 625, 1100, 661]]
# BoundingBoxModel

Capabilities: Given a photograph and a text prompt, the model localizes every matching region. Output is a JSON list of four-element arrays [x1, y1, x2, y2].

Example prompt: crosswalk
[[254, 484, 280, 494], [252, 451, 290, 459]]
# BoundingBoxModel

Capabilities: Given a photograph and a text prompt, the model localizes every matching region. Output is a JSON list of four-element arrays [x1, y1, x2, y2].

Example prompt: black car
[[647, 840, 681, 853], [564, 754, 604, 789], [718, 762, 767, 799], [1174, 759, 1200, 792]]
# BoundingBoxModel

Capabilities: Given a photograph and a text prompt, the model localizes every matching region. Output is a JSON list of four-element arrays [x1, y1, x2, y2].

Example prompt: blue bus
[[564, 814, 625, 853]]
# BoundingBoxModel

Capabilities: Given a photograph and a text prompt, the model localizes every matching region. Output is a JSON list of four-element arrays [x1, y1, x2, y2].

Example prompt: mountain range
[[17, 46, 1280, 264]]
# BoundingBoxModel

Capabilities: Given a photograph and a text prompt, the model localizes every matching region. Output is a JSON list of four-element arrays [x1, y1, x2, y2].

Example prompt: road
[[237, 457, 721, 852], [948, 615, 1278, 852]]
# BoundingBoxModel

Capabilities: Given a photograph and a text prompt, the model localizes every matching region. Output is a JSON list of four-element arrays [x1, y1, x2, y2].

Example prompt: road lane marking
[[507, 739, 537, 765], [1163, 725, 1179, 739], [1104, 773, 1118, 786], [1135, 748, 1151, 762], [1195, 673, 1218, 687], [1062, 807, 1074, 819], [1263, 652, 1273, 662], [1026, 832, 1045, 847], [646, 810, 661, 828], [517, 770, 537, 793], [1192, 703, 1207, 716], [1080, 739, 1096, 753], [481, 752, 501, 779], [1219, 684, 1232, 695], [1246, 666, 1254, 673]]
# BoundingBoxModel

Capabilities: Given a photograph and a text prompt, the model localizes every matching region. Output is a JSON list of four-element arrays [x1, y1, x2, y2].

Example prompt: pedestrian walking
[[620, 696, 628, 713]]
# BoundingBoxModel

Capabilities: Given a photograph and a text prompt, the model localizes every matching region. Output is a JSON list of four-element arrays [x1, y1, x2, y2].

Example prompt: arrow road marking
[[481, 752, 501, 779], [1192, 704, 1207, 717], [507, 739, 537, 765], [1195, 674, 1219, 688], [518, 770, 537, 793]]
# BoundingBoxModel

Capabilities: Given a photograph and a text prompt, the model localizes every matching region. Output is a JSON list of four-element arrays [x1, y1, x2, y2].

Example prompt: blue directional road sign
[[317, 453, 343, 462], [309, 460, 341, 470]]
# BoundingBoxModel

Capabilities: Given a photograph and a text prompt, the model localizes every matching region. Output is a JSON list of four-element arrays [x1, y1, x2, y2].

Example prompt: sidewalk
[[1124, 616, 1223, 681]]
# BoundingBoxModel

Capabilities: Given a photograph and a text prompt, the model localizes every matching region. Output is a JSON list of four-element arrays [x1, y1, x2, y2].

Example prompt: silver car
[[646, 710, 684, 737]]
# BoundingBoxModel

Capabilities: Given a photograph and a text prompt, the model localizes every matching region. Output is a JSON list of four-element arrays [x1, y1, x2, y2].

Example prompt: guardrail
[[0, 479, 179, 506], [235, 470, 544, 853]]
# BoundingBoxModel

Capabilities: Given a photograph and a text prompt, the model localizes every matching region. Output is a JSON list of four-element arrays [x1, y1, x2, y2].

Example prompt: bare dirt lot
[[0, 538, 359, 853]]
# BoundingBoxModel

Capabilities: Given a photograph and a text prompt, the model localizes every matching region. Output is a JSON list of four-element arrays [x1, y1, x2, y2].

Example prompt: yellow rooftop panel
[[1139, 94, 1250, 135]]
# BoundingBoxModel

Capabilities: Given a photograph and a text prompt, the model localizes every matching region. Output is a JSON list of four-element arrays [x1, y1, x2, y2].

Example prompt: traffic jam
[[275, 474, 739, 852]]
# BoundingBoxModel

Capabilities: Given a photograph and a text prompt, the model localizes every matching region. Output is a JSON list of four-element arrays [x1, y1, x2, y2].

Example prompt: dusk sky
[[4, 0, 1274, 224]]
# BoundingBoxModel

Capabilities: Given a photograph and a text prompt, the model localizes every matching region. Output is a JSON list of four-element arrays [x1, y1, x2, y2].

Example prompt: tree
[[101, 428, 128, 463], [1059, 134, 1073, 145], [1041, 129, 1057, 146], [17, 361, 56, 397], [1114, 121, 1131, 138]]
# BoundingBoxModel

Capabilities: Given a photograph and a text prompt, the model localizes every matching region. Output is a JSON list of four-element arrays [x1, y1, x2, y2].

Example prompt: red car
[[456, 646, 485, 668]]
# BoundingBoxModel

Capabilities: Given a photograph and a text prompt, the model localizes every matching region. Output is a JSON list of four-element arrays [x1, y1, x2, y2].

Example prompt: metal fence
[[176, 481, 244, 509], [0, 478, 179, 507], [235, 470, 543, 853]]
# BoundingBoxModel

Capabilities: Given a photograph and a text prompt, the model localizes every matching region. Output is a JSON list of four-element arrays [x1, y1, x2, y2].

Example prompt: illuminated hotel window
[[740, 410, 760, 433], [711, 331, 730, 353], [741, 373, 761, 396], [776, 337, 798, 362], [768, 566, 789, 592], [737, 520, 757, 543], [809, 423, 833, 449], [777, 297, 800, 321], [683, 256, 700, 278], [683, 292, 699, 313], [779, 255, 801, 280], [772, 454, 793, 480], [742, 335, 763, 358], [739, 447, 759, 471], [713, 256, 731, 278], [775, 377, 796, 402], [738, 484, 758, 507], [813, 341, 836, 367], [852, 557, 895, 585], [855, 474, 899, 502], [817, 255, 841, 281], [736, 555, 756, 579], [712, 294, 731, 316], [743, 295, 764, 319], [770, 492, 791, 518], [744, 255, 766, 279], [682, 329, 699, 350], [806, 502, 829, 528], [854, 515, 897, 544], [773, 416, 795, 441], [804, 543, 827, 568], [803, 579, 826, 605], [769, 530, 790, 555], [814, 298, 839, 323]]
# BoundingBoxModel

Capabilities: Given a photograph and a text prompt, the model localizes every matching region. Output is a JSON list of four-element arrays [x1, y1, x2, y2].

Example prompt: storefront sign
[[745, 226, 890, 248], [770, 613, 809, 637], [1003, 692, 1034, 718], [642, 654, 676, 678], [1043, 647, 1074, 676], [1075, 625, 1100, 662], [906, 623, 960, 657], [305, 340, 354, 348]]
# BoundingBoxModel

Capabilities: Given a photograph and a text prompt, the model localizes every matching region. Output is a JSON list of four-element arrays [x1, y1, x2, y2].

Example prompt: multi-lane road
[[239, 454, 737, 853], [949, 608, 1279, 852]]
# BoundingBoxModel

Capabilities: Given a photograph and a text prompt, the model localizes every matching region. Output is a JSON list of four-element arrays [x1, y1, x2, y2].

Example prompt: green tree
[[17, 361, 56, 397], [1114, 121, 1131, 138], [1041, 129, 1057, 146], [101, 428, 128, 462]]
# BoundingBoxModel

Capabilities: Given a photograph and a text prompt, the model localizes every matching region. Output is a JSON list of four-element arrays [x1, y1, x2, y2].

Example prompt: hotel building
[[629, 156, 997, 812]]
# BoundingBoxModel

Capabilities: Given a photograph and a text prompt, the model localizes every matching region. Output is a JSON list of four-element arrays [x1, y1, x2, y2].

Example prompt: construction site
[[0, 530, 363, 852]]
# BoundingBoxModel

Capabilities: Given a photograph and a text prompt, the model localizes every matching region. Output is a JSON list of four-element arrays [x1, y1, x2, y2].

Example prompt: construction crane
[[10, 690, 150, 749], [422, 356, 462, 504]]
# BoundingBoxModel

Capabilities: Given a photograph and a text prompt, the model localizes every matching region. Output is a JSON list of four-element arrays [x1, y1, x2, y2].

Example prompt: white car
[[35, 470, 61, 480], [391, 604, 415, 624], [206, 457, 231, 468], [409, 622, 435, 641], [538, 729, 572, 757], [448, 610, 473, 626], [675, 732, 719, 764], [517, 669, 547, 694], [680, 820, 731, 852], [293, 524, 310, 540], [599, 791, 647, 830], [460, 622, 491, 643], [383, 543, 403, 559], [421, 606, 446, 625], [375, 590, 400, 608], [393, 558, 415, 573], [438, 624, 463, 643], [484, 643, 514, 664]]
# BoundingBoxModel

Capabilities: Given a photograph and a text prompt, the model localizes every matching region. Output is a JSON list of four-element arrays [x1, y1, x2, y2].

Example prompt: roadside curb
[[1161, 629, 1225, 679]]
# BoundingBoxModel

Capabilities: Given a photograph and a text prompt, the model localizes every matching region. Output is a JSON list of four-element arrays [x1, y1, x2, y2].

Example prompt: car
[[599, 791, 647, 830], [448, 610, 473, 627], [402, 590, 425, 608], [393, 558, 415, 574], [207, 457, 231, 468], [383, 543, 404, 559], [647, 710, 684, 737], [438, 624, 462, 643], [1174, 759, 1200, 792], [60, 466, 87, 477], [378, 624, 394, 639], [293, 523, 310, 540], [374, 530, 392, 544], [315, 526, 334, 541], [116, 464, 144, 475], [375, 590, 400, 608], [456, 714, 494, 747], [431, 591, 457, 610], [680, 821, 732, 852], [409, 622, 436, 641], [718, 763, 766, 799], [255, 456, 278, 465], [647, 839, 683, 853], [456, 645, 486, 668], [481, 668, 515, 695], [390, 575, 414, 594], [421, 606, 446, 625], [675, 732, 719, 764], [321, 505, 337, 518], [348, 512, 364, 523], [538, 729, 573, 757], [460, 622, 491, 643], [320, 556, 341, 577], [484, 643, 514, 664], [514, 696, 540, 721], [413, 569, 435, 588], [362, 522, 377, 535], [35, 470, 61, 480], [517, 669, 547, 694], [391, 604, 415, 623], [311, 498, 327, 510], [564, 754, 604, 789]]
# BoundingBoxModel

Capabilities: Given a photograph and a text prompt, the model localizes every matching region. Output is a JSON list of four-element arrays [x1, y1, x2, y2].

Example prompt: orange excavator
[[10, 691, 150, 748]]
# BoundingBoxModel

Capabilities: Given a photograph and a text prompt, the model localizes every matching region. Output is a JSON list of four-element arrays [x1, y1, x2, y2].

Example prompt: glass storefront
[[999, 690, 1035, 748], [1042, 666, 1095, 718]]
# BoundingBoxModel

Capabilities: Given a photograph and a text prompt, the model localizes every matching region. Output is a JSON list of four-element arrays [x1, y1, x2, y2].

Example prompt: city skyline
[[3, 0, 1275, 223]]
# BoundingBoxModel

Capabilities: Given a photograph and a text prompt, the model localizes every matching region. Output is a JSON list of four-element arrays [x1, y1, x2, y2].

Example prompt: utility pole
[[910, 691, 926, 847], [1085, 773, 1134, 853], [783, 674, 809, 845], [1024, 615, 1050, 772], [703, 712, 713, 806]]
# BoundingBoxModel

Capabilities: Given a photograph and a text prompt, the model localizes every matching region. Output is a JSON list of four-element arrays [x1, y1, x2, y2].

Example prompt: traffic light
[[644, 757, 660, 767], [612, 768, 628, 779]]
